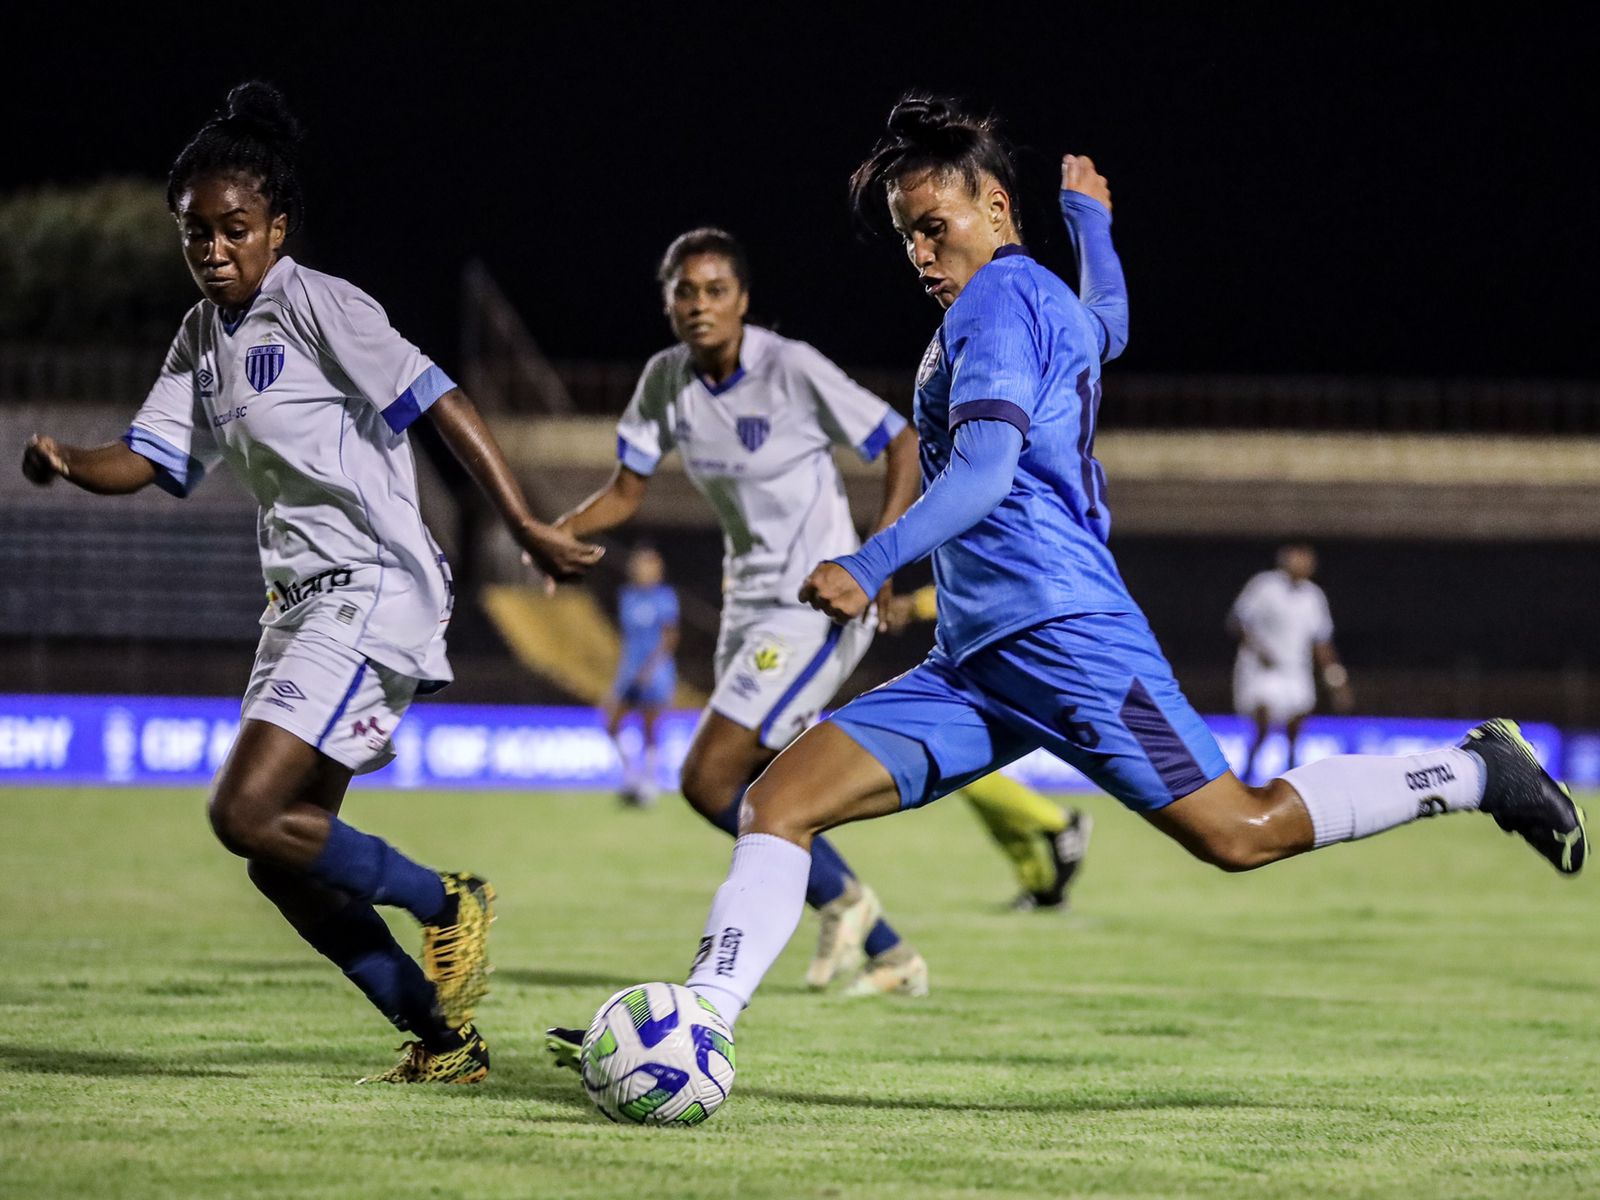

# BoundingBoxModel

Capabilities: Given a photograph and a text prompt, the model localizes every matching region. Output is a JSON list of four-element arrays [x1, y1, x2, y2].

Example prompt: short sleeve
[[945, 265, 1043, 436], [123, 316, 221, 498], [295, 273, 456, 434], [615, 355, 676, 476], [788, 341, 906, 463], [1230, 573, 1269, 628], [1313, 586, 1335, 641]]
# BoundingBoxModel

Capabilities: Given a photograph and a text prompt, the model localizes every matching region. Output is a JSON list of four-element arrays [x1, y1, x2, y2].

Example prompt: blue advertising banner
[[0, 694, 1578, 792]]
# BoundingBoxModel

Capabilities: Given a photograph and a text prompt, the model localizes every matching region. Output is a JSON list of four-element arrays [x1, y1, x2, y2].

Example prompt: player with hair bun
[[673, 92, 1586, 1048], [22, 81, 601, 1084]]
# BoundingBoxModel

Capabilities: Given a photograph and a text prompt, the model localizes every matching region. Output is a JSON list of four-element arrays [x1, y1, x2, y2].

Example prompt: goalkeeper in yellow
[[883, 586, 1092, 910]]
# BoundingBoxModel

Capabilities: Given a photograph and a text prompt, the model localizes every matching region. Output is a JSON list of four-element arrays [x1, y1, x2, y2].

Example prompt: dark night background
[[5, 4, 1595, 380]]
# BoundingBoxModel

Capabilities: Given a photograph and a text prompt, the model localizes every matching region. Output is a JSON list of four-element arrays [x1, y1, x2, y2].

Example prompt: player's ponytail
[[167, 80, 306, 233], [849, 92, 1023, 239]]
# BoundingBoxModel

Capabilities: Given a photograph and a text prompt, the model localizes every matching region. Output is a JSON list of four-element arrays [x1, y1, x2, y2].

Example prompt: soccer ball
[[580, 982, 736, 1126]]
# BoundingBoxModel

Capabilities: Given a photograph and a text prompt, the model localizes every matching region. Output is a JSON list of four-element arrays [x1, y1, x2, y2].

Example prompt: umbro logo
[[270, 680, 306, 700]]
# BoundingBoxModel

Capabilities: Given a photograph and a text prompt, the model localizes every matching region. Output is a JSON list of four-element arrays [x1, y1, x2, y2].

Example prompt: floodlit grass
[[1, 786, 1595, 1199]]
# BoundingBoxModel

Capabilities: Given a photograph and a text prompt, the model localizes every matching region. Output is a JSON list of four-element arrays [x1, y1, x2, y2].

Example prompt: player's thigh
[[742, 722, 902, 843], [826, 650, 1037, 812], [968, 613, 1231, 816]]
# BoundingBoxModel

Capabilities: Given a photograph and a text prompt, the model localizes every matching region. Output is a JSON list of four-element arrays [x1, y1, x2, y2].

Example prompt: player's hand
[[22, 435, 68, 485], [880, 592, 919, 635], [1061, 154, 1112, 212], [873, 580, 896, 632], [799, 562, 870, 624], [516, 519, 604, 594]]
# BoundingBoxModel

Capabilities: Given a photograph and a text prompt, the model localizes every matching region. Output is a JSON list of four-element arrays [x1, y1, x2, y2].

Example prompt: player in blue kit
[[606, 545, 679, 806], [677, 94, 1588, 1043]]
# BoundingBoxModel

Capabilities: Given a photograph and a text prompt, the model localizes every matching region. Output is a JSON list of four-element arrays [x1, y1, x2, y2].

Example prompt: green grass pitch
[[0, 786, 1595, 1199]]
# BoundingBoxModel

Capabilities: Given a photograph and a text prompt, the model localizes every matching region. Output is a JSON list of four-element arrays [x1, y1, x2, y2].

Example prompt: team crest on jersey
[[736, 416, 770, 453], [245, 343, 285, 392]]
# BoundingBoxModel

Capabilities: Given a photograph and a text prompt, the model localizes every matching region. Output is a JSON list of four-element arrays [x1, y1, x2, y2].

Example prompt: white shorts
[[1233, 665, 1315, 725], [710, 603, 876, 750], [242, 626, 419, 774]]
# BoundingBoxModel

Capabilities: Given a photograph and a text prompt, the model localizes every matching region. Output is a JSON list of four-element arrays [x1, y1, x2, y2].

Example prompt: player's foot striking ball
[[1463, 720, 1588, 875], [20, 81, 599, 1077], [359, 1025, 490, 1085]]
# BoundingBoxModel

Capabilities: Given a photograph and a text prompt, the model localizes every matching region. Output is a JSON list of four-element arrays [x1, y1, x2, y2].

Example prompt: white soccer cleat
[[805, 880, 882, 990], [842, 944, 930, 998]]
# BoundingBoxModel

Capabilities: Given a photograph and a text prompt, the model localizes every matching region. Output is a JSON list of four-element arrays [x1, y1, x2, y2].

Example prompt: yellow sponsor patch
[[752, 643, 787, 674]]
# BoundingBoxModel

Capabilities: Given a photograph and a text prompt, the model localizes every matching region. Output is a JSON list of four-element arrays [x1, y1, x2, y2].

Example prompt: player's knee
[[207, 787, 273, 858], [743, 775, 828, 843], [679, 749, 738, 820], [1189, 826, 1275, 873]]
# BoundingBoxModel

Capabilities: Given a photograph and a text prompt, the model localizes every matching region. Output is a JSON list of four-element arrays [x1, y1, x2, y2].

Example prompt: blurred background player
[[1228, 543, 1354, 781], [883, 585, 1091, 910], [20, 82, 600, 1085], [674, 94, 1586, 1048], [554, 227, 929, 995], [606, 544, 679, 806]]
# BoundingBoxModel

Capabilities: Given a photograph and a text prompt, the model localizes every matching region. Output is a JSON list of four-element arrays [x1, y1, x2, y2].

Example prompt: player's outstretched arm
[[426, 388, 603, 583], [555, 465, 650, 541], [1059, 154, 1129, 362], [21, 435, 157, 495], [802, 420, 1022, 623]]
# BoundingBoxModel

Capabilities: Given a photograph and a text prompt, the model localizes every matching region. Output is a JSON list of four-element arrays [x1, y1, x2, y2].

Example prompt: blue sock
[[300, 903, 458, 1049], [864, 919, 901, 958], [308, 819, 447, 923], [711, 790, 854, 911]]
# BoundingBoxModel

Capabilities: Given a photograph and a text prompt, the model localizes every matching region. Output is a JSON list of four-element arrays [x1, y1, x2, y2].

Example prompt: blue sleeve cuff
[[856, 410, 907, 462], [1059, 190, 1112, 224], [616, 434, 660, 476], [830, 550, 890, 601], [122, 426, 205, 498], [382, 364, 457, 434], [949, 399, 1030, 437]]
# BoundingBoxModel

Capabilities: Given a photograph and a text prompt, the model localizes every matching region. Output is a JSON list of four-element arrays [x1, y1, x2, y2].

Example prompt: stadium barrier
[[0, 694, 1585, 792]]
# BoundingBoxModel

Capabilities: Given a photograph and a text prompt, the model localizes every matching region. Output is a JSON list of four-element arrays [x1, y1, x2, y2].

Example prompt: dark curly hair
[[166, 81, 305, 234]]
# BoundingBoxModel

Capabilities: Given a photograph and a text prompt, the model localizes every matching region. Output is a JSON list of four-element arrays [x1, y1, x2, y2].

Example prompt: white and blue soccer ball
[[580, 982, 736, 1126]]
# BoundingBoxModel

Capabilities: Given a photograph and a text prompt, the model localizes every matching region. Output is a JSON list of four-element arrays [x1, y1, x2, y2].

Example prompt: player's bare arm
[[799, 561, 871, 623], [22, 434, 157, 494], [427, 388, 603, 583], [556, 464, 650, 540]]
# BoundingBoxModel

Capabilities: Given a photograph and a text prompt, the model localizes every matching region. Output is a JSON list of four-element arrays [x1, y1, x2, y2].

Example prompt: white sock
[[1282, 747, 1485, 848], [642, 745, 658, 787], [686, 833, 810, 1029]]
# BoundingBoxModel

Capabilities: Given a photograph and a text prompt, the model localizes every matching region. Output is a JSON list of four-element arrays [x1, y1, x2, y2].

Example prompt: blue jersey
[[617, 584, 678, 677], [914, 246, 1134, 660]]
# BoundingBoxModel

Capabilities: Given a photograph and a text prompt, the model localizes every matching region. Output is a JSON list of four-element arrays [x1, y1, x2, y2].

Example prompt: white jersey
[[1230, 569, 1334, 681], [616, 325, 905, 608], [125, 256, 455, 685]]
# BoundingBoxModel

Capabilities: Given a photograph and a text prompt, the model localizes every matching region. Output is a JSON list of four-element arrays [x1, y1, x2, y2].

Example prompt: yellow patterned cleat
[[806, 880, 882, 991], [358, 1025, 490, 1085], [422, 872, 496, 1027], [843, 943, 930, 998]]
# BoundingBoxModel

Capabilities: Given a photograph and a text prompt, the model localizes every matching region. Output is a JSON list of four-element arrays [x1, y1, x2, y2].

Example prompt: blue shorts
[[614, 662, 675, 709], [830, 613, 1229, 812]]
